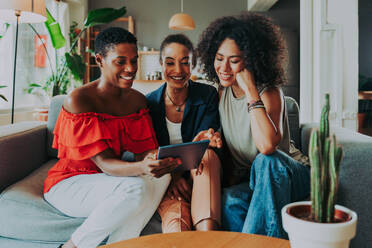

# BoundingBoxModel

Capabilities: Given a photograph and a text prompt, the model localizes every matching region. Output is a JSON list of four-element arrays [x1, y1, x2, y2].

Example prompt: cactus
[[309, 94, 343, 223]]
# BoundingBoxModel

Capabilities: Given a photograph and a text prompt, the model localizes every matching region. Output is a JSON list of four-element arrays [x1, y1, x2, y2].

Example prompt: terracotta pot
[[282, 201, 357, 248]]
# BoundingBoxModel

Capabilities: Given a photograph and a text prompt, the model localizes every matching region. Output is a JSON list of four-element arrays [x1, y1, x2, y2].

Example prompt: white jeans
[[44, 173, 170, 248]]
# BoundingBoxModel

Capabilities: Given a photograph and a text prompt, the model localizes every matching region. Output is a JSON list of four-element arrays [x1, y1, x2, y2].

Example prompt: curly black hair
[[196, 13, 288, 88], [159, 33, 196, 69], [95, 27, 137, 57]]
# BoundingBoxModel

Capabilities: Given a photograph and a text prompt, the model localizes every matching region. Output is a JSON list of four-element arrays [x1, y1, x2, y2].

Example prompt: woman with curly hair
[[197, 13, 310, 238]]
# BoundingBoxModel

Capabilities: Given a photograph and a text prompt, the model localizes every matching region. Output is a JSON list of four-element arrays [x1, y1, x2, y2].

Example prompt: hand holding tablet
[[157, 140, 210, 172]]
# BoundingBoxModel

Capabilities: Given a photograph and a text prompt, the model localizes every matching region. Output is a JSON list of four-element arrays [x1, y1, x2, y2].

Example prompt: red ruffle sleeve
[[52, 108, 112, 160]]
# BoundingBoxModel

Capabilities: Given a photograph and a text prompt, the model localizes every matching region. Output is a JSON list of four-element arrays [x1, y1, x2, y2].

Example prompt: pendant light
[[169, 0, 195, 30]]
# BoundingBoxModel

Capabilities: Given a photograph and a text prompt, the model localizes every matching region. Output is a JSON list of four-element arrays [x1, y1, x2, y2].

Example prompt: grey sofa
[[0, 95, 371, 248]]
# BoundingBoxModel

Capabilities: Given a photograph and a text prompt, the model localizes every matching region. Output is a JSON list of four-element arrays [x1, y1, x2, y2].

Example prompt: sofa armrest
[[301, 123, 372, 247], [0, 122, 48, 193]]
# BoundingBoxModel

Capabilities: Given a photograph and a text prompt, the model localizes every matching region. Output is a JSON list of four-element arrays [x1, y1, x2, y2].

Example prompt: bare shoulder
[[260, 87, 283, 112], [64, 83, 98, 114], [126, 88, 147, 110]]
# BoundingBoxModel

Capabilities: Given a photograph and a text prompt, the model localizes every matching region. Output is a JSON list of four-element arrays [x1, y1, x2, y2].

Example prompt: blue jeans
[[222, 150, 310, 238]]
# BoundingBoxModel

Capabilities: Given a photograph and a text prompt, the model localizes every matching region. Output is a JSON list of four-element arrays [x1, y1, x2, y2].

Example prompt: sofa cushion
[[47, 95, 66, 158], [0, 123, 48, 193], [285, 96, 300, 147], [0, 159, 84, 242]]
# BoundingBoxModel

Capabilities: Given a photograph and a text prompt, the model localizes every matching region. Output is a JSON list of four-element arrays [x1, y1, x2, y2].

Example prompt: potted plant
[[281, 94, 357, 248], [26, 6, 127, 121]]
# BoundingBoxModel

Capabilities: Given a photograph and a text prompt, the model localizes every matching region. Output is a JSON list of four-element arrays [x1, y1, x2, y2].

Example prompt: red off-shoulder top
[[43, 107, 158, 193]]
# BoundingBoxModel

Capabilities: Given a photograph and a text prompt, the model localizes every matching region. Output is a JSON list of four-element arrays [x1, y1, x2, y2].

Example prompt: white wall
[[300, 0, 358, 130], [66, 0, 88, 28]]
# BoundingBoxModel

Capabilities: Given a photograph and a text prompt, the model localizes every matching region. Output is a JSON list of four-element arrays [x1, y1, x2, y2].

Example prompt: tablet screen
[[157, 140, 210, 171]]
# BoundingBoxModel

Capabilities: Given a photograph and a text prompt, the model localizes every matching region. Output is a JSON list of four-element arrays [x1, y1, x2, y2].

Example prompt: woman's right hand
[[193, 128, 222, 148], [141, 155, 181, 178]]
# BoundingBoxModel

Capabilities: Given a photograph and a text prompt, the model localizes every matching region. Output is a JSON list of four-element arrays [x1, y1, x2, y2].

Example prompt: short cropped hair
[[197, 13, 288, 88], [159, 34, 196, 68], [94, 27, 137, 57]]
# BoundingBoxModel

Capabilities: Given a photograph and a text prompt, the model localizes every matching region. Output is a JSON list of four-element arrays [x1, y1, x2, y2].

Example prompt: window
[[0, 0, 69, 125]]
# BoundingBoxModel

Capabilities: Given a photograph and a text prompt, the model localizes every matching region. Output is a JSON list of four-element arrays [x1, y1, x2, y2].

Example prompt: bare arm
[[236, 69, 284, 155], [91, 148, 180, 178]]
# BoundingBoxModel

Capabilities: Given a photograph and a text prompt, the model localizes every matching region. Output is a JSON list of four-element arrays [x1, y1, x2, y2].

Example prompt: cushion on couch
[[0, 160, 84, 242]]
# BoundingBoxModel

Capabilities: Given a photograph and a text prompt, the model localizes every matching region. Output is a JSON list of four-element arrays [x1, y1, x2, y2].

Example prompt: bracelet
[[247, 99, 263, 108], [248, 104, 265, 113]]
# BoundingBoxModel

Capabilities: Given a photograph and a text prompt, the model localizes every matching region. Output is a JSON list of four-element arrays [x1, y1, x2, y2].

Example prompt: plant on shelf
[[26, 6, 127, 98], [0, 85, 7, 102], [281, 94, 357, 248]]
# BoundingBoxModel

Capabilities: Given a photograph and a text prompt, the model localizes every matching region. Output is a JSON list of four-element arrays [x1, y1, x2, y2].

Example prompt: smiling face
[[161, 42, 192, 89], [214, 38, 245, 87], [97, 43, 138, 88]]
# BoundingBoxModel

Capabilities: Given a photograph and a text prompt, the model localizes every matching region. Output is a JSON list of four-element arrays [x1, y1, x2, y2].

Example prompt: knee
[[252, 151, 286, 174], [202, 149, 221, 172], [156, 173, 171, 190]]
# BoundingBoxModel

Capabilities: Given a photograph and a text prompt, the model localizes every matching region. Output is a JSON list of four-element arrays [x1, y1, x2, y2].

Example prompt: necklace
[[166, 90, 187, 112]]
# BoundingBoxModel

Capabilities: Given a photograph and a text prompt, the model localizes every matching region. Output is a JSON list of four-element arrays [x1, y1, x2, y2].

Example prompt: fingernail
[[178, 197, 182, 201]]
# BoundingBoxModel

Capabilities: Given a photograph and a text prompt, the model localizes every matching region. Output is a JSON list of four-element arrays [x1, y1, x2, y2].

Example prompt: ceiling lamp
[[169, 0, 195, 30]]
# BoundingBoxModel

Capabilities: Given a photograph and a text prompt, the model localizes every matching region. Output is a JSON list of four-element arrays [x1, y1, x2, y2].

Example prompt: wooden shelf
[[84, 16, 135, 84], [134, 79, 165, 84], [137, 50, 161, 81]]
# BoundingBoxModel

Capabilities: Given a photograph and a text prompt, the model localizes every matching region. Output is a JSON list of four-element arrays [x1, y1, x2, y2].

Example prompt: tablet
[[157, 140, 210, 171]]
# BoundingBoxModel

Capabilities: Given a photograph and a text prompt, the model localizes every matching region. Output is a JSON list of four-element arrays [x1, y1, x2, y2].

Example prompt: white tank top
[[166, 117, 183, 145]]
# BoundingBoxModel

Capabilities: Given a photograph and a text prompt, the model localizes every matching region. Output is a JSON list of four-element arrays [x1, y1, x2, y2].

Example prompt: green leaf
[[0, 23, 10, 39], [84, 7, 127, 27], [65, 53, 86, 81], [28, 83, 42, 88], [44, 8, 66, 49], [0, 94, 8, 101]]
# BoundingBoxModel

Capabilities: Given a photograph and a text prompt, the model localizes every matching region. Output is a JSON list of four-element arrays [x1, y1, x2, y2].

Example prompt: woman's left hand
[[236, 69, 259, 100], [193, 128, 222, 148]]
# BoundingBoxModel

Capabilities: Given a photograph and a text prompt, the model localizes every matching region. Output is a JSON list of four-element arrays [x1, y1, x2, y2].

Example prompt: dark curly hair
[[159, 33, 196, 69], [196, 13, 288, 88], [95, 27, 137, 57]]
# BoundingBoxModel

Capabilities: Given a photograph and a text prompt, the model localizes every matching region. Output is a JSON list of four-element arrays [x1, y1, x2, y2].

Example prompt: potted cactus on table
[[281, 94, 357, 248]]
